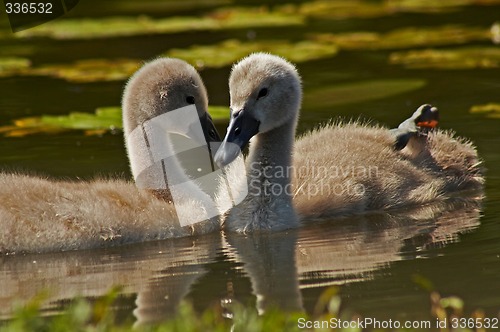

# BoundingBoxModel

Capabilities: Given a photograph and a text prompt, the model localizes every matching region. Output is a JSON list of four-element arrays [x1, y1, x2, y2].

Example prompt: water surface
[[0, 0, 499, 325]]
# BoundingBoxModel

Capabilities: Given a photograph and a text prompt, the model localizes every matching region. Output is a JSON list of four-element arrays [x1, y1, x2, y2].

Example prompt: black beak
[[198, 112, 221, 172], [214, 109, 260, 167], [200, 112, 221, 144]]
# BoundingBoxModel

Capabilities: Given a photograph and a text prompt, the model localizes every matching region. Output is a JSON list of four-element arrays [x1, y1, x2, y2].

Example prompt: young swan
[[0, 58, 221, 254], [216, 53, 302, 231], [215, 53, 483, 232]]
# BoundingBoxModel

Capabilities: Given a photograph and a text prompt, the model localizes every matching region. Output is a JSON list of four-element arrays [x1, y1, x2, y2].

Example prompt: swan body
[[215, 53, 483, 232], [0, 58, 221, 254], [0, 174, 215, 253], [293, 121, 483, 219]]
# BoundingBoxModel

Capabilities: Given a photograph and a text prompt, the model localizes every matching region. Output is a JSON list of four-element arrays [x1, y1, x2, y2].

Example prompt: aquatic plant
[[0, 106, 230, 137], [0, 281, 487, 332], [166, 39, 338, 69], [390, 47, 500, 69], [7, 7, 303, 40]]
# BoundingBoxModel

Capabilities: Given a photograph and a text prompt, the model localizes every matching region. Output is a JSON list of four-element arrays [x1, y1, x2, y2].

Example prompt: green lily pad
[[28, 59, 142, 82], [0, 38, 337, 81], [0, 57, 31, 76], [166, 39, 338, 69], [0, 58, 142, 82], [290, 0, 389, 19], [304, 79, 427, 108], [384, 0, 500, 13], [313, 25, 490, 50], [492, 22, 500, 44], [470, 103, 500, 119], [287, 0, 500, 19], [0, 107, 121, 137], [389, 47, 500, 69], [0, 105, 230, 137], [12, 7, 303, 40]]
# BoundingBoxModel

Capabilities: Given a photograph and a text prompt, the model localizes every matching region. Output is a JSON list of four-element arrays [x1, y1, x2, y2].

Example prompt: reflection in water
[[296, 198, 482, 287], [0, 233, 221, 325], [225, 197, 481, 314], [0, 197, 482, 324], [224, 230, 303, 314]]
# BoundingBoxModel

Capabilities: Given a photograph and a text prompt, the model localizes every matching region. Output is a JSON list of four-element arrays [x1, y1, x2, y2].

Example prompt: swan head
[[215, 53, 302, 167], [122, 58, 220, 144]]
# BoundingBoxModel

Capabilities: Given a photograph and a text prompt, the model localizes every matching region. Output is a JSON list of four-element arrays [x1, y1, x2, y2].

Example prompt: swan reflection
[[0, 197, 481, 324], [225, 198, 481, 314]]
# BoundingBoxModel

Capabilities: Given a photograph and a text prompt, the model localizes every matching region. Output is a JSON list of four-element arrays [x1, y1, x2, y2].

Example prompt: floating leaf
[[313, 25, 490, 50], [389, 47, 500, 69], [27, 59, 142, 82], [0, 58, 142, 82], [0, 39, 337, 81], [492, 22, 500, 44], [280, 0, 500, 20], [0, 57, 31, 76], [92, 0, 231, 15], [470, 103, 500, 119], [42, 107, 121, 130], [0, 107, 122, 137], [12, 7, 304, 40], [304, 79, 427, 108], [384, 0, 500, 13], [166, 39, 338, 69], [0, 105, 230, 137], [291, 0, 389, 19]]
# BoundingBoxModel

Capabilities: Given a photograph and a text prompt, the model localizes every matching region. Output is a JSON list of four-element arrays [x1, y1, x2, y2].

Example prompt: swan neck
[[125, 126, 191, 190], [248, 118, 296, 182]]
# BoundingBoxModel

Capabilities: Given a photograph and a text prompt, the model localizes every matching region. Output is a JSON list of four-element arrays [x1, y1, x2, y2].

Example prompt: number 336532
[[5, 3, 53, 14]]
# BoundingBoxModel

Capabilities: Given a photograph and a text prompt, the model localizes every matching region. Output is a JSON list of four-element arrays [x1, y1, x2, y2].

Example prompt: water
[[1, 0, 499, 326]]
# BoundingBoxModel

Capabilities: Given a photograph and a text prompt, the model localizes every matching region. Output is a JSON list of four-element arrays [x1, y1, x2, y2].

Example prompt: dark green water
[[1, 0, 499, 327]]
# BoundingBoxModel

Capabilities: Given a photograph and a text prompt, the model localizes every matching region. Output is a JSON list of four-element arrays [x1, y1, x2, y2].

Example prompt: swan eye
[[186, 96, 195, 104], [257, 88, 268, 100]]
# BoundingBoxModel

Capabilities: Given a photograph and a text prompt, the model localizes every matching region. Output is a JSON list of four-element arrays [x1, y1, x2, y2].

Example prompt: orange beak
[[417, 119, 439, 128]]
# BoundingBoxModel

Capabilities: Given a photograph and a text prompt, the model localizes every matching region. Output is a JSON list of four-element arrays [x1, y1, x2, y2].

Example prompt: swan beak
[[415, 104, 439, 129], [214, 109, 260, 167]]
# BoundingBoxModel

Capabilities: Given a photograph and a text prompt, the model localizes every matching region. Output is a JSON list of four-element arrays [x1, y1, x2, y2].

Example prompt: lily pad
[[313, 25, 490, 50], [0, 57, 31, 76], [304, 79, 427, 108], [389, 47, 500, 69], [286, 0, 500, 19], [0, 58, 142, 82], [384, 0, 500, 13], [0, 106, 230, 137], [492, 22, 500, 44], [0, 107, 121, 137], [470, 103, 500, 119], [12, 7, 304, 40], [0, 39, 337, 81], [166, 39, 338, 69], [290, 0, 389, 19], [27, 59, 143, 82]]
